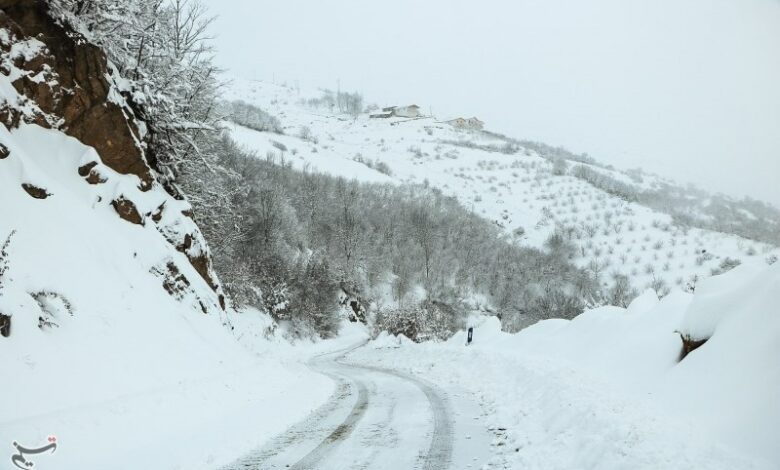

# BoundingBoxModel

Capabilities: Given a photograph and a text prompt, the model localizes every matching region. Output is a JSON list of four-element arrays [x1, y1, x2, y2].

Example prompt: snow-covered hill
[[221, 77, 779, 299]]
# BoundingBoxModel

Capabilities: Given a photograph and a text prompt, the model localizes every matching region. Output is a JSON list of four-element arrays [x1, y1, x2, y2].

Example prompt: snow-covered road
[[220, 342, 491, 470]]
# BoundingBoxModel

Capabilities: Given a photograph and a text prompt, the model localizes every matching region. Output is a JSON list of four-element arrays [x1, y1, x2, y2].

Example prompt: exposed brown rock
[[160, 261, 190, 297], [21, 183, 49, 199], [173, 232, 219, 291], [0, 2, 154, 189], [85, 170, 107, 185], [150, 261, 210, 314], [0, 312, 10, 337], [0, 143, 9, 159], [678, 333, 708, 361], [78, 161, 106, 184], [177, 233, 193, 252], [188, 253, 218, 291], [111, 197, 144, 225], [1, 2, 226, 306], [77, 162, 98, 177], [69, 102, 152, 190], [150, 261, 203, 305], [151, 203, 165, 223]]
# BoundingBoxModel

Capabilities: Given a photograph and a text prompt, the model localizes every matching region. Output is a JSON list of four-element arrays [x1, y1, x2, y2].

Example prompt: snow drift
[[351, 260, 780, 469]]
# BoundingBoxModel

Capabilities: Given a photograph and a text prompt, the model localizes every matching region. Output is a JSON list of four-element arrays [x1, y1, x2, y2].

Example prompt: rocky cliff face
[[0, 0, 225, 311], [0, 0, 153, 187]]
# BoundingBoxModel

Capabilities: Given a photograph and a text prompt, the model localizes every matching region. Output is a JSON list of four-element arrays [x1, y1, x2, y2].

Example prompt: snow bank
[[665, 262, 780, 462], [0, 124, 336, 469], [349, 262, 780, 469], [678, 263, 769, 340]]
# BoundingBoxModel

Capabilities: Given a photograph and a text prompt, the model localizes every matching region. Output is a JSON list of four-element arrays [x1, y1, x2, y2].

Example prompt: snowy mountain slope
[[0, 10, 343, 469], [347, 261, 780, 469], [221, 77, 778, 298], [0, 121, 346, 470]]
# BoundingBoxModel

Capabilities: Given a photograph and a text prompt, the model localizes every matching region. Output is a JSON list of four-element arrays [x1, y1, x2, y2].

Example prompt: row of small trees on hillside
[[496, 134, 780, 247], [569, 164, 780, 246], [304, 90, 365, 117]]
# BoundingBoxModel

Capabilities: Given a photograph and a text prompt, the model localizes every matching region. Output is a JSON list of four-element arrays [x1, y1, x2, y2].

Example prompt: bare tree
[[0, 230, 15, 294], [409, 205, 439, 283], [248, 188, 283, 248], [335, 179, 362, 273]]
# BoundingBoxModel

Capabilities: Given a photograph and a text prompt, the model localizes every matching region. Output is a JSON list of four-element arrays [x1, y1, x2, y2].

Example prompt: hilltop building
[[445, 116, 484, 130], [370, 104, 421, 119]]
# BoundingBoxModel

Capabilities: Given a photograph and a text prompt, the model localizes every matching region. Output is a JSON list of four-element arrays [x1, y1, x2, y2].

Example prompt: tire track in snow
[[349, 362, 453, 470], [287, 378, 368, 469], [218, 341, 454, 470]]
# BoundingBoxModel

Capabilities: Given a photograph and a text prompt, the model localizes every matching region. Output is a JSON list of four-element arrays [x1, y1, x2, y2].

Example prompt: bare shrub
[[0, 230, 15, 294], [710, 257, 742, 276], [222, 100, 283, 133], [606, 273, 638, 308], [31, 290, 75, 330]]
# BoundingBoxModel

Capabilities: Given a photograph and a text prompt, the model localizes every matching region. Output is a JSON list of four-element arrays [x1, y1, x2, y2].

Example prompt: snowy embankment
[[347, 262, 780, 469], [0, 123, 364, 469]]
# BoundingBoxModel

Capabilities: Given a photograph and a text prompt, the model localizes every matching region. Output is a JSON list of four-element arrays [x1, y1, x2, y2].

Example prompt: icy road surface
[[220, 342, 492, 470]]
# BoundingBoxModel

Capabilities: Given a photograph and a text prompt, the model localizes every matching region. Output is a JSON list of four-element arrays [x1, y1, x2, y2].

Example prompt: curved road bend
[[219, 342, 491, 470]]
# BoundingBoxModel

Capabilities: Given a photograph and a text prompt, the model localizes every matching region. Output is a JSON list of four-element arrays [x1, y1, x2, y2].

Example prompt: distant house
[[393, 104, 421, 118], [445, 117, 467, 129], [466, 117, 484, 130], [371, 104, 421, 119], [445, 116, 484, 130]]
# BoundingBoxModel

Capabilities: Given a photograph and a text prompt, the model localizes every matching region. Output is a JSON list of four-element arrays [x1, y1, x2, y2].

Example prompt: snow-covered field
[[222, 77, 778, 296], [346, 262, 780, 469]]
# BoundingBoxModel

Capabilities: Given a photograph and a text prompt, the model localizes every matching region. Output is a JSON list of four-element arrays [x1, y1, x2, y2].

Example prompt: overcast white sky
[[203, 0, 780, 207]]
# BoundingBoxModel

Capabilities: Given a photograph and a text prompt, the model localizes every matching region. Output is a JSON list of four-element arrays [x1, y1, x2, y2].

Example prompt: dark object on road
[[467, 327, 474, 345]]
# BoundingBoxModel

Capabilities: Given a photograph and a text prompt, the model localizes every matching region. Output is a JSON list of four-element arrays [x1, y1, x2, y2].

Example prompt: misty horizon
[[205, 0, 780, 208], [2, 2, 779, 469]]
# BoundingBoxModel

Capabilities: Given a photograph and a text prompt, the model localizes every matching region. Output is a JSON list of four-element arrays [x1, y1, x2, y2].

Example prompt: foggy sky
[[203, 0, 780, 207]]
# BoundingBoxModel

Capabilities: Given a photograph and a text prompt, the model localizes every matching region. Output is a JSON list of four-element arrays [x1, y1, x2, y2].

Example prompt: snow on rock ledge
[[0, 4, 224, 302], [0, 3, 153, 186], [0, 123, 224, 324], [0, 122, 262, 469], [678, 263, 772, 342]]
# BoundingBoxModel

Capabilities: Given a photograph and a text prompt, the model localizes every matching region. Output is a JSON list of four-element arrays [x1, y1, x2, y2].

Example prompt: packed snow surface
[[347, 262, 780, 469]]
